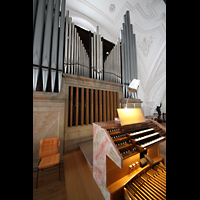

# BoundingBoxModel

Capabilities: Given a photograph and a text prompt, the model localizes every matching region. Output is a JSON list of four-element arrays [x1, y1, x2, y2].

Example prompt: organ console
[[93, 118, 166, 200]]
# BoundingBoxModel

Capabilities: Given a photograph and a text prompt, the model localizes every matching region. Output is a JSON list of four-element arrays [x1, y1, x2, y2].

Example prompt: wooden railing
[[68, 86, 119, 126]]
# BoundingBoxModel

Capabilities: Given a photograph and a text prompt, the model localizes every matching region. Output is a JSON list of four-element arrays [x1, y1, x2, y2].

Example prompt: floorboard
[[63, 149, 105, 200], [33, 163, 67, 200]]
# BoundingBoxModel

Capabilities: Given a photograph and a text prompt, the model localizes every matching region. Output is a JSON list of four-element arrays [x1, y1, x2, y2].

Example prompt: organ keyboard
[[93, 118, 166, 200], [106, 120, 166, 159]]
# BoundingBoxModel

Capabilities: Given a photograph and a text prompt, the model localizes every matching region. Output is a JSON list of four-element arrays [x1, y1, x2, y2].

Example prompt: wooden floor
[[33, 149, 104, 200], [33, 122, 166, 200], [33, 163, 67, 200], [63, 149, 105, 200]]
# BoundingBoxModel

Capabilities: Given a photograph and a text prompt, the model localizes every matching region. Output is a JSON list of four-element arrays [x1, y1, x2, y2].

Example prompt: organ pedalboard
[[93, 119, 166, 200]]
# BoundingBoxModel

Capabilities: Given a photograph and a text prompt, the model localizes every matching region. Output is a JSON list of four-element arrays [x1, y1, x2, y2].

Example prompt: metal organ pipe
[[33, 1, 125, 93], [103, 39, 121, 84], [120, 10, 138, 98], [41, 0, 54, 92], [50, 0, 60, 92], [33, 0, 46, 91], [64, 11, 69, 74], [57, 0, 66, 93]]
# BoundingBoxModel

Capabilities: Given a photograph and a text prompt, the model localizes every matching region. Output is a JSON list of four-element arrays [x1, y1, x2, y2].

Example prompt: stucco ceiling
[[66, 0, 165, 43]]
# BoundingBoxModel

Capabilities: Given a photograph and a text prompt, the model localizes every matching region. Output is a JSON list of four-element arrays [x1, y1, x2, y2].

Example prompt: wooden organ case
[[93, 119, 166, 200]]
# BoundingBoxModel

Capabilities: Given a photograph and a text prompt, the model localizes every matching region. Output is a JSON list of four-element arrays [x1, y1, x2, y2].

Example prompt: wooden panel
[[107, 91, 110, 121], [76, 87, 79, 126], [116, 92, 119, 118], [90, 89, 93, 124], [95, 89, 98, 122], [106, 153, 140, 187], [86, 88, 89, 125], [110, 91, 113, 120], [99, 90, 102, 122], [103, 90, 106, 121], [68, 85, 121, 126], [147, 144, 159, 159], [69, 86, 73, 127], [81, 87, 84, 125], [113, 92, 116, 119]]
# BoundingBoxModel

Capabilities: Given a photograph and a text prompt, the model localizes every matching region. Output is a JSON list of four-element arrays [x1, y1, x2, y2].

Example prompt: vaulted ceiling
[[66, 0, 166, 114]]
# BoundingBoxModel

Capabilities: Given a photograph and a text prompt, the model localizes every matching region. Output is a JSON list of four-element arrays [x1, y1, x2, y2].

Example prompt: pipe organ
[[33, 0, 124, 93], [120, 10, 138, 98]]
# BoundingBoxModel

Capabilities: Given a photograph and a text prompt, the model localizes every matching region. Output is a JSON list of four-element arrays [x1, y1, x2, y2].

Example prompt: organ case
[[93, 119, 166, 200]]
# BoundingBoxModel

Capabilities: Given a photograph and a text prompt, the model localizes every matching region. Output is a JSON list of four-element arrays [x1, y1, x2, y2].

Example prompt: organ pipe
[[50, 0, 60, 92], [33, 0, 46, 91], [57, 0, 66, 93], [33, 0, 128, 93], [64, 11, 69, 74], [104, 39, 121, 83], [41, 0, 54, 92], [120, 10, 138, 98]]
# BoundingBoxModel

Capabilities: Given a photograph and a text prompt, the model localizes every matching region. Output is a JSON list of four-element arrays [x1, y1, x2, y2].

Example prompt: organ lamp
[[117, 108, 145, 126]]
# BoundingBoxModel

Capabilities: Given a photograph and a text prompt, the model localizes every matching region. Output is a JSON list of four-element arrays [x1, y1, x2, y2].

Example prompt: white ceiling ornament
[[137, 35, 155, 57], [109, 4, 115, 13]]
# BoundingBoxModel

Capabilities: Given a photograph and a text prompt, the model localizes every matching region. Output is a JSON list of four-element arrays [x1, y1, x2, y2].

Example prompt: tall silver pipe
[[64, 10, 69, 73], [58, 0, 66, 72], [71, 23, 74, 75], [33, 0, 46, 91], [117, 38, 121, 83], [120, 28, 126, 97], [122, 23, 128, 97], [58, 0, 66, 93], [78, 35, 81, 76], [76, 31, 79, 75], [120, 10, 139, 98], [114, 44, 117, 82], [133, 34, 138, 79], [50, 0, 60, 92], [41, 0, 54, 92], [129, 24, 134, 81], [124, 13, 130, 97], [125, 11, 132, 86], [96, 26, 100, 79], [93, 33, 96, 79], [91, 36, 94, 78], [67, 17, 72, 74], [74, 27, 77, 75], [99, 39, 103, 80], [80, 40, 83, 76]]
